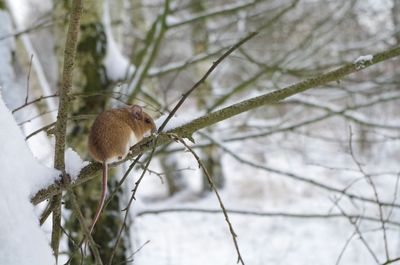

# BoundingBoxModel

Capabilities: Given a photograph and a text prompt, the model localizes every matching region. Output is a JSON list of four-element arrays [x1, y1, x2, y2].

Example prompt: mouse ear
[[131, 105, 143, 119]]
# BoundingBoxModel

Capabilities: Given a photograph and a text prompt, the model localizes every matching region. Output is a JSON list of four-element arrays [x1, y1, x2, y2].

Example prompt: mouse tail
[[89, 161, 108, 235]]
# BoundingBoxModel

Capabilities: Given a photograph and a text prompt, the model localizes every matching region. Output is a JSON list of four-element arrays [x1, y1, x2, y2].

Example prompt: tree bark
[[51, 0, 82, 260]]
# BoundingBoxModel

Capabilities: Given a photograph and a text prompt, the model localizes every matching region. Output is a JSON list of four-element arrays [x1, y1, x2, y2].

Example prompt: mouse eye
[[145, 118, 151, 124]]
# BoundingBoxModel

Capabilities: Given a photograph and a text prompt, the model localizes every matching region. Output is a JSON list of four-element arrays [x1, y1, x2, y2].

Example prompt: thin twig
[[335, 224, 358, 265], [67, 188, 103, 265], [25, 54, 34, 104], [157, 31, 258, 133], [200, 132, 400, 210], [168, 0, 261, 28], [103, 154, 143, 210], [348, 127, 390, 260], [332, 199, 380, 264], [168, 133, 246, 264], [12, 94, 58, 113], [386, 172, 400, 220], [116, 240, 151, 265], [60, 225, 81, 252], [11, 90, 146, 114], [108, 137, 158, 265], [135, 207, 400, 226], [18, 109, 57, 126], [0, 18, 53, 41]]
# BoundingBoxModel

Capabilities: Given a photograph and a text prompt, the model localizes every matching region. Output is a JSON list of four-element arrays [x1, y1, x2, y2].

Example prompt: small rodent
[[87, 105, 156, 234]]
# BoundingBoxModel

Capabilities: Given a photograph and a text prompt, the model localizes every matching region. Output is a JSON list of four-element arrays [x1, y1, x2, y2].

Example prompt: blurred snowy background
[[0, 0, 400, 264]]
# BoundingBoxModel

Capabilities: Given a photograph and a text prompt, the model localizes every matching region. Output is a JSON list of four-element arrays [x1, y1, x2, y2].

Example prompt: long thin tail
[[89, 161, 108, 235]]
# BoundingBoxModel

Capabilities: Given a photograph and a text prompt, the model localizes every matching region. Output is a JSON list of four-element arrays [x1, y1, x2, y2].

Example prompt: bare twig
[[18, 109, 57, 126], [348, 127, 390, 260], [116, 240, 151, 265], [103, 154, 143, 210], [135, 207, 400, 226], [68, 188, 103, 265], [335, 223, 358, 265], [157, 31, 258, 133], [25, 54, 34, 104], [108, 137, 158, 265], [386, 173, 400, 221], [25, 114, 96, 141], [60, 225, 80, 251], [200, 132, 400, 209], [148, 42, 233, 77], [0, 18, 53, 41], [12, 94, 58, 113], [332, 199, 380, 264], [168, 133, 246, 265], [39, 201, 53, 226], [168, 0, 262, 28], [12, 90, 147, 114]]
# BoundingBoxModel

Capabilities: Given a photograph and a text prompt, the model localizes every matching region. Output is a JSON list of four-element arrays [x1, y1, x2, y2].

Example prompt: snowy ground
[[119, 126, 400, 265]]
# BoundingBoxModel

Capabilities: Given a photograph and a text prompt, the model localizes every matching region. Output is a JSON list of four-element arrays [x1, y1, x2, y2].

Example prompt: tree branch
[[31, 45, 400, 207], [157, 31, 259, 132], [51, 0, 83, 260], [135, 207, 400, 226]]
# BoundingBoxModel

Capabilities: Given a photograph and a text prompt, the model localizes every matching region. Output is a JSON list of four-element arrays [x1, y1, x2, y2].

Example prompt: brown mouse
[[87, 105, 156, 234]]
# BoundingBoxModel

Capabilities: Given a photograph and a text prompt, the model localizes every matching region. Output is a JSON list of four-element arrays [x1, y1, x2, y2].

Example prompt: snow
[[5, 0, 58, 120], [103, 0, 135, 81], [354, 55, 373, 69], [0, 93, 59, 265], [354, 54, 373, 64], [155, 113, 196, 132], [4, 0, 29, 27], [65, 147, 89, 181], [0, 11, 15, 106], [165, 15, 180, 26]]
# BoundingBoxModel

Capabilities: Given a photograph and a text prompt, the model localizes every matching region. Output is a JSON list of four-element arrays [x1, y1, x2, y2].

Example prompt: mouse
[[87, 104, 156, 234]]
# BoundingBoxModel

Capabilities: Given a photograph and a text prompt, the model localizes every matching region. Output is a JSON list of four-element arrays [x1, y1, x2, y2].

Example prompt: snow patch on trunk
[[103, 0, 134, 81]]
